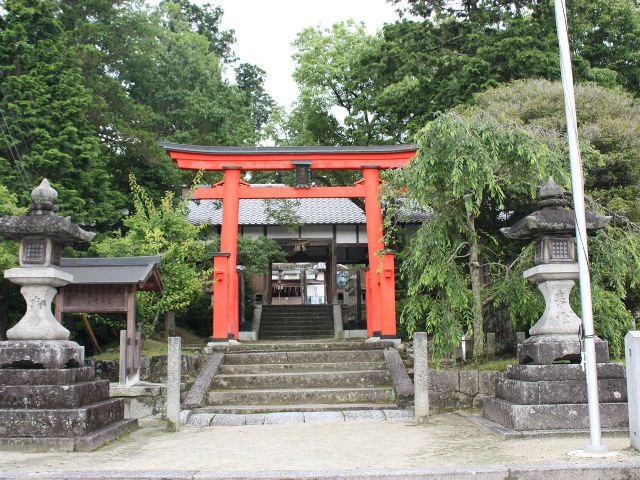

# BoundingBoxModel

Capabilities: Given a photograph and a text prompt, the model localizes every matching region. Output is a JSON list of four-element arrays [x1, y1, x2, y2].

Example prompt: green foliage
[[387, 111, 561, 361], [1, 0, 274, 233], [0, 185, 25, 272], [236, 235, 286, 275], [391, 91, 640, 360], [263, 199, 302, 232], [290, 1, 640, 144], [0, 0, 126, 228], [471, 79, 640, 223], [91, 175, 209, 334]]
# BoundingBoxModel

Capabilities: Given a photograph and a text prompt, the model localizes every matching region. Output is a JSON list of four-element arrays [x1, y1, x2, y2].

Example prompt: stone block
[[210, 414, 246, 426], [506, 363, 624, 382], [429, 369, 459, 392], [413, 332, 429, 423], [0, 380, 109, 409], [486, 333, 496, 359], [343, 410, 385, 422], [187, 413, 214, 427], [516, 332, 526, 345], [484, 398, 628, 430], [179, 410, 192, 425], [0, 418, 137, 453], [0, 340, 83, 369], [183, 354, 223, 408], [166, 337, 181, 428], [263, 412, 304, 425], [0, 398, 124, 437], [384, 348, 414, 408], [479, 371, 499, 395], [518, 335, 609, 365], [89, 359, 118, 382], [303, 411, 344, 423], [384, 409, 413, 421], [0, 366, 93, 385], [626, 331, 640, 450], [472, 393, 493, 409], [244, 414, 266, 425], [459, 370, 479, 396]]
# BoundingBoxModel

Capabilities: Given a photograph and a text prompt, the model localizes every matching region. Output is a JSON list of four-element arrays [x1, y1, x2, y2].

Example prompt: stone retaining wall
[[428, 369, 502, 410], [87, 353, 203, 384]]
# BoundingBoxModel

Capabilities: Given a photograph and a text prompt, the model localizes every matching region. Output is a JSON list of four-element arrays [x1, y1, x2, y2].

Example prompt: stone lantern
[[0, 179, 136, 452], [0, 179, 94, 367], [482, 178, 628, 434], [501, 177, 610, 365]]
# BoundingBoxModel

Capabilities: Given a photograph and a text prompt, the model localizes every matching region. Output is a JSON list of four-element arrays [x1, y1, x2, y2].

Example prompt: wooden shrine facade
[[162, 143, 417, 340]]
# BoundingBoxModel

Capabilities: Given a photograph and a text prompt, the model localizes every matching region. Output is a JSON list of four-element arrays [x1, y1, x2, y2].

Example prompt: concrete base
[[483, 363, 628, 432], [343, 330, 368, 339], [517, 334, 609, 365], [0, 340, 84, 369], [239, 331, 257, 341]]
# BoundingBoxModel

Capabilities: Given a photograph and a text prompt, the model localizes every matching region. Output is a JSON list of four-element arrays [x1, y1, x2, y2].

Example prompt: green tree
[[471, 79, 640, 223], [388, 112, 562, 360], [0, 0, 125, 228], [0, 185, 25, 272], [91, 175, 209, 333]]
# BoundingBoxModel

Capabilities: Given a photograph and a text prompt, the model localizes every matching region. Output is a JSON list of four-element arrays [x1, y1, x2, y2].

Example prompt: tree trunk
[[467, 212, 484, 361]]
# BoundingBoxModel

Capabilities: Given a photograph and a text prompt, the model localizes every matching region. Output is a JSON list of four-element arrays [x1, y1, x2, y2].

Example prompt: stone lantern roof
[[0, 179, 94, 243], [500, 177, 611, 240]]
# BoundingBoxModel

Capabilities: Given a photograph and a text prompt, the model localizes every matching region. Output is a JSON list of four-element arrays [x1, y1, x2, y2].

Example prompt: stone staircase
[[259, 305, 334, 340], [186, 342, 403, 420]]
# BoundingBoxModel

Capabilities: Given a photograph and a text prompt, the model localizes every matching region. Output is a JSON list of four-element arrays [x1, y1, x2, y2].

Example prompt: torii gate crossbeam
[[162, 143, 417, 341]]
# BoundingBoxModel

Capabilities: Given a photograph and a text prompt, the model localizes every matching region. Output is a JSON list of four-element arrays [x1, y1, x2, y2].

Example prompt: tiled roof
[[188, 198, 367, 225]]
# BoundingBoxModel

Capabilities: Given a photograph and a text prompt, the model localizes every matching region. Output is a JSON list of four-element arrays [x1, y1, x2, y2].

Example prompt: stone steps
[[212, 370, 391, 389], [207, 386, 396, 406], [211, 340, 394, 353], [222, 349, 385, 364], [193, 402, 398, 414], [259, 305, 334, 341], [260, 325, 334, 338], [259, 334, 335, 341], [188, 341, 409, 419], [259, 323, 334, 330], [218, 361, 387, 374]]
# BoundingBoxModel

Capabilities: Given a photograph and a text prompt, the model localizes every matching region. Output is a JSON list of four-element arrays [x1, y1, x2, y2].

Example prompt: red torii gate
[[162, 144, 417, 341]]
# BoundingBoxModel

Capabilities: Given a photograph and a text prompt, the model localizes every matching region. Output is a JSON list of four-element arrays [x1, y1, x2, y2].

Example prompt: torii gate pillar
[[212, 167, 241, 341]]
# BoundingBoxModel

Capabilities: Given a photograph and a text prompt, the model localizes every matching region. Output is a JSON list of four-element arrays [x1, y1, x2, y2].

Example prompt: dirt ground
[[1, 413, 638, 474]]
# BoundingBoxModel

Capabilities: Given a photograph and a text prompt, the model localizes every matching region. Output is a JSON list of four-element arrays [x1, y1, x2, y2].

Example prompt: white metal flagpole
[[553, 0, 607, 453]]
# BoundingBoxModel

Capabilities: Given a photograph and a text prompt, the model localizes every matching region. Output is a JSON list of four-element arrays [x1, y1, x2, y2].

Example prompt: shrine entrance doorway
[[162, 144, 417, 341]]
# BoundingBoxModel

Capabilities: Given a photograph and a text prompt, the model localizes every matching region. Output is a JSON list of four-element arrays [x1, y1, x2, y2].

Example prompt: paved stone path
[[0, 413, 638, 477]]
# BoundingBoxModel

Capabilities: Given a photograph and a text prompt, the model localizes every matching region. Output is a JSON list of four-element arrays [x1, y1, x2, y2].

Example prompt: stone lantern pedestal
[[0, 179, 136, 451], [482, 178, 628, 434], [518, 262, 609, 365]]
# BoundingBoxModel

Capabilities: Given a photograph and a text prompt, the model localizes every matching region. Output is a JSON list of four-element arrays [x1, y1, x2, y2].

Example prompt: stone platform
[[482, 363, 628, 433], [0, 366, 137, 452]]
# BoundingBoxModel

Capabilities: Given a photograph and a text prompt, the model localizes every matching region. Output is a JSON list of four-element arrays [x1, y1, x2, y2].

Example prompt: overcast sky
[[211, 0, 400, 109]]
